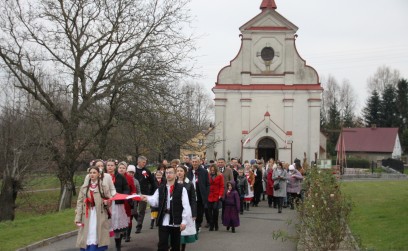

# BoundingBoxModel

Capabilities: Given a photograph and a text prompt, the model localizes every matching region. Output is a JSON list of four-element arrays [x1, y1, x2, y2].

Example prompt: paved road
[[32, 200, 297, 251]]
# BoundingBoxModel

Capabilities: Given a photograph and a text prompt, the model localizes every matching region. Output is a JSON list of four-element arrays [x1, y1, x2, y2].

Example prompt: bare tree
[[339, 79, 357, 127], [367, 65, 401, 94], [0, 0, 195, 210], [0, 82, 52, 221]]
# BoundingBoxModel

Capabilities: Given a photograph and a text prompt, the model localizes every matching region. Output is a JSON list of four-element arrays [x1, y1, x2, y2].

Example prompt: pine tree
[[396, 79, 408, 130], [380, 84, 397, 127], [363, 90, 382, 127]]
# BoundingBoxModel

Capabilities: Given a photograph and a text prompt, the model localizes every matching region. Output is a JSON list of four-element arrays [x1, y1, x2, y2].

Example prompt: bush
[[297, 167, 353, 250]]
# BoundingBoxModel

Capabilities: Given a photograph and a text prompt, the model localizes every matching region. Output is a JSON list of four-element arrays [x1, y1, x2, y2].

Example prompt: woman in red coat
[[266, 165, 275, 208], [207, 164, 224, 231]]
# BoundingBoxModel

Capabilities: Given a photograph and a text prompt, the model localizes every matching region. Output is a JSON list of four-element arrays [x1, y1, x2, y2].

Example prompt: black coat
[[112, 172, 129, 204], [187, 166, 210, 207], [134, 167, 155, 195]]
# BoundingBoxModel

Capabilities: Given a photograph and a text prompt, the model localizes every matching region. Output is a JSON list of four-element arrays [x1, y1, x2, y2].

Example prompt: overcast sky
[[188, 0, 408, 115]]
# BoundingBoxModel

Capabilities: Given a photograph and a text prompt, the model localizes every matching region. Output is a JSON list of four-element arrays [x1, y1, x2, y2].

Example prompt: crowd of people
[[74, 155, 305, 251]]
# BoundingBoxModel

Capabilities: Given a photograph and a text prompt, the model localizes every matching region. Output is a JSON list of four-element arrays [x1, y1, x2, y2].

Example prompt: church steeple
[[260, 0, 277, 10]]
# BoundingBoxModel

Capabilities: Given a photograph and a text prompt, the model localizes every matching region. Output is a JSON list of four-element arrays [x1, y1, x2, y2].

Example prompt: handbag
[[273, 182, 280, 190]]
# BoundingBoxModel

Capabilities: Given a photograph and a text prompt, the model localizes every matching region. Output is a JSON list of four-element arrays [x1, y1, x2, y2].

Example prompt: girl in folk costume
[[222, 181, 240, 233], [272, 162, 288, 213], [243, 162, 255, 211], [208, 164, 224, 231], [117, 162, 137, 243], [75, 166, 112, 251], [176, 165, 198, 250], [150, 170, 164, 229], [235, 168, 248, 214], [106, 159, 129, 251]]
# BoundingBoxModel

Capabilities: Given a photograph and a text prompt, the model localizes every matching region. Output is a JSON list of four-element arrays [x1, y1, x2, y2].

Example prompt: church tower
[[211, 0, 323, 163]]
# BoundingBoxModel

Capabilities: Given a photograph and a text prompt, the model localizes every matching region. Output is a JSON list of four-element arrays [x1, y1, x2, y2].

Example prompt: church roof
[[260, 0, 277, 10], [336, 127, 399, 153]]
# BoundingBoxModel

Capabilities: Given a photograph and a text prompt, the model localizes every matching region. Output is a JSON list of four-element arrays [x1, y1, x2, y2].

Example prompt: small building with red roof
[[336, 127, 402, 162]]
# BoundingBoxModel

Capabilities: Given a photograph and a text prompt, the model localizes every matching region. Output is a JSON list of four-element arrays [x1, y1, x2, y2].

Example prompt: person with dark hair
[[142, 165, 191, 251], [272, 162, 288, 213], [75, 166, 112, 251], [253, 163, 263, 207], [150, 171, 164, 229], [117, 162, 136, 243], [176, 165, 198, 250], [106, 159, 129, 251], [207, 164, 224, 231], [235, 168, 248, 214], [222, 181, 240, 233]]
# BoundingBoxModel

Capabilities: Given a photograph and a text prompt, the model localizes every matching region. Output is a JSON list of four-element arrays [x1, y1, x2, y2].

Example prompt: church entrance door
[[256, 137, 276, 161]]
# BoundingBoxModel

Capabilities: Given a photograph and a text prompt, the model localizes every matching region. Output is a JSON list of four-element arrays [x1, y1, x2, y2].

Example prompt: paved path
[[31, 200, 297, 251]]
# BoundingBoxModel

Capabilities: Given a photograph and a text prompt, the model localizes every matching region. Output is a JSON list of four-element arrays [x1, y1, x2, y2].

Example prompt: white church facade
[[207, 0, 323, 163]]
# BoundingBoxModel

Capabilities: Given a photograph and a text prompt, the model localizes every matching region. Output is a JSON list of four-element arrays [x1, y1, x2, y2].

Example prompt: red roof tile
[[336, 127, 399, 153]]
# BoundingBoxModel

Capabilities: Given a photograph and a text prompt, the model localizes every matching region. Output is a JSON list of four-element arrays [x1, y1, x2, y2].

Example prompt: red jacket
[[208, 174, 224, 202], [266, 169, 274, 196], [124, 172, 137, 217]]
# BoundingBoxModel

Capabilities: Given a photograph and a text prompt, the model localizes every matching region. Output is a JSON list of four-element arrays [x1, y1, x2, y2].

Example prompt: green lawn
[[341, 180, 408, 250], [24, 172, 87, 190], [0, 209, 77, 251]]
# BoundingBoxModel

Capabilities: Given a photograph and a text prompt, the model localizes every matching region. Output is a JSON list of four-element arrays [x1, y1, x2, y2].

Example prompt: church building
[[207, 0, 323, 163]]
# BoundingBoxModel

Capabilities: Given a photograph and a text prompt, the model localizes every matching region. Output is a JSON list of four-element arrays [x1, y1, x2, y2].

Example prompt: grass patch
[[341, 180, 408, 250], [24, 172, 87, 190], [0, 209, 77, 251]]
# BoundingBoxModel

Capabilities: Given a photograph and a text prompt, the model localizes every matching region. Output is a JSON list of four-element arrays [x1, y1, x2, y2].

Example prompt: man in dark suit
[[187, 156, 210, 232], [217, 158, 234, 191], [134, 155, 155, 233]]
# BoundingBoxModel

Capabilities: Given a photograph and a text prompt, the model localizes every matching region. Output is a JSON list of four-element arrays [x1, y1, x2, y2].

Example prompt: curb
[[16, 230, 78, 251]]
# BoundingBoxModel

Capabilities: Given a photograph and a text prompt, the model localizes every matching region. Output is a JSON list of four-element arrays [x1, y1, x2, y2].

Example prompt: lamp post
[[227, 150, 231, 162]]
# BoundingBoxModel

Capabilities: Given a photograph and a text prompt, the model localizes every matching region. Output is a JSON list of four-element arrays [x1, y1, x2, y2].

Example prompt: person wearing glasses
[[141, 166, 191, 251]]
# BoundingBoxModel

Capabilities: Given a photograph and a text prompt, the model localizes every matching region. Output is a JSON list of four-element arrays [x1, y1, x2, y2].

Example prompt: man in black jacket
[[134, 156, 155, 233], [187, 156, 210, 232], [142, 165, 191, 251]]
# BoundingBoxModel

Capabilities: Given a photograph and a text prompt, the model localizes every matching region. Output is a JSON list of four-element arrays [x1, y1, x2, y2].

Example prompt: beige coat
[[75, 182, 112, 248]]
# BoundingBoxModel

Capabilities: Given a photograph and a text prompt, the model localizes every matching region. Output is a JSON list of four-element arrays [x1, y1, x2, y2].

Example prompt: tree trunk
[[57, 163, 76, 211], [0, 175, 20, 221], [58, 178, 75, 211]]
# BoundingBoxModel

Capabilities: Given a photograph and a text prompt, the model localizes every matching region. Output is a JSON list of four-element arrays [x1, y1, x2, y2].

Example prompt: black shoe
[[209, 227, 214, 231], [135, 229, 141, 234], [232, 227, 235, 233], [227, 226, 230, 231], [240, 211, 243, 215], [204, 223, 210, 228], [215, 225, 218, 231], [115, 238, 122, 251]]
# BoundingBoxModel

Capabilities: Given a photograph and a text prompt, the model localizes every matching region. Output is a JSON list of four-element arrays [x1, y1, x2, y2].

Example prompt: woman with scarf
[[75, 166, 112, 251], [106, 159, 129, 251], [176, 165, 198, 250]]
